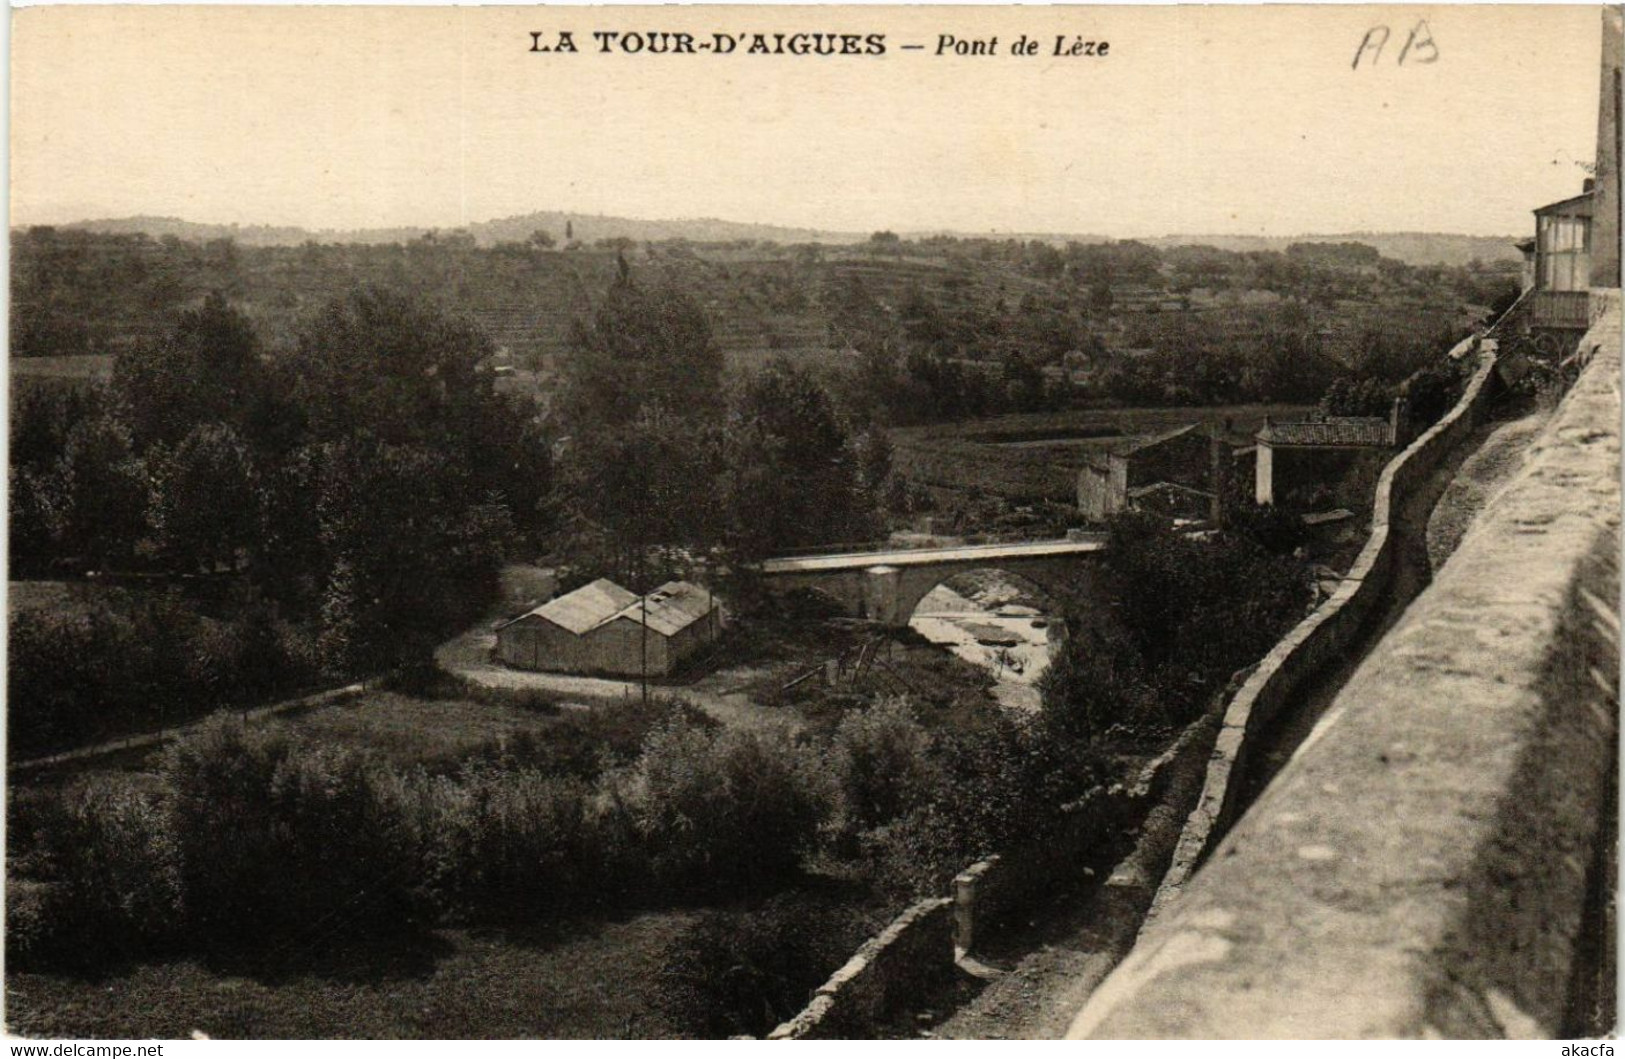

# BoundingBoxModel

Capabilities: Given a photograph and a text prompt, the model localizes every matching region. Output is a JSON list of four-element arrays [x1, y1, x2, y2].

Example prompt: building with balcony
[[1507, 9, 1620, 338]]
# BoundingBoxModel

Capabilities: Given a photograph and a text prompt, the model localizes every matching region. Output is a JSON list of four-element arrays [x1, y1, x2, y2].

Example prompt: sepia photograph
[[4, 2, 1621, 1041]]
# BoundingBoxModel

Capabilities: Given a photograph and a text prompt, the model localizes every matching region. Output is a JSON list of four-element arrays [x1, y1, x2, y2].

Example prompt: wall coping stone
[[1069, 304, 1620, 1039]]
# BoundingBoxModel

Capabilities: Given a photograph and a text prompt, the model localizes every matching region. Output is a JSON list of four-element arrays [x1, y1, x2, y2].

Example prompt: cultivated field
[[9, 354, 115, 395], [893, 403, 1313, 502]]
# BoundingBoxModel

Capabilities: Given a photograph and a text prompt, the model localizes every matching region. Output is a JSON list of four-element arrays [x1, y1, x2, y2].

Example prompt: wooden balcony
[[1528, 289, 1593, 330]]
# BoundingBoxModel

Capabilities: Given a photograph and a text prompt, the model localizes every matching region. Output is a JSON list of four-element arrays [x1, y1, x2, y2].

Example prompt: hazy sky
[[9, 5, 1608, 237]]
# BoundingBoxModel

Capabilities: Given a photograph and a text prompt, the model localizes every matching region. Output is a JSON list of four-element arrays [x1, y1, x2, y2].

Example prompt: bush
[[620, 716, 827, 897], [7, 591, 315, 759], [456, 695, 714, 783], [1403, 357, 1469, 430], [865, 715, 1098, 897], [656, 892, 883, 1037], [412, 767, 637, 920], [165, 718, 427, 951], [1098, 512, 1306, 723], [828, 697, 939, 833], [1038, 625, 1168, 748], [1227, 501, 1309, 555], [11, 785, 181, 971]]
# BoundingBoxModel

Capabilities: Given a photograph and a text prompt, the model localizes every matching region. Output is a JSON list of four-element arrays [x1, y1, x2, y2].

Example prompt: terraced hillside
[[11, 229, 1055, 378]]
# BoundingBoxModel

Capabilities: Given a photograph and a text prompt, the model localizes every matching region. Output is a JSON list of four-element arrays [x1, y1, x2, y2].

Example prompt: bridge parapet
[[758, 539, 1107, 625], [1069, 302, 1620, 1038]]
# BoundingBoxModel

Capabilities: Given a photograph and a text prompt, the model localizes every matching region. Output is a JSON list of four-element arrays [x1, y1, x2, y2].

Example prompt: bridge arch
[[887, 554, 1102, 626], [757, 538, 1110, 626]]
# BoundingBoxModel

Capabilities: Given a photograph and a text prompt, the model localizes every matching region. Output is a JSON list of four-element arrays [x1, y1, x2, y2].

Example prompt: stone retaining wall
[[766, 898, 954, 1039], [952, 712, 1221, 956], [769, 711, 1222, 1039], [1149, 339, 1501, 911], [1068, 303, 1620, 1039], [768, 336, 1514, 1041]]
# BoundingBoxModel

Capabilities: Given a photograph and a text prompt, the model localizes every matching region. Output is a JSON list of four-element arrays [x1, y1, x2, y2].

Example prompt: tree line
[[10, 270, 893, 755]]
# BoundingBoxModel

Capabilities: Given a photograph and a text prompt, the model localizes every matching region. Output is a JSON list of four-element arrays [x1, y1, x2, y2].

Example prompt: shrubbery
[[10, 785, 181, 971], [8, 592, 318, 759], [656, 892, 885, 1037], [620, 719, 825, 897], [416, 768, 631, 920], [1097, 512, 1305, 720], [865, 715, 1100, 897], [11, 707, 834, 972], [828, 697, 939, 834], [166, 721, 428, 950]]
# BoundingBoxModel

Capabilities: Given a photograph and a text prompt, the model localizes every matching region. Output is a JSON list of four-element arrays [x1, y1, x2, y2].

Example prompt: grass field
[[892, 403, 1313, 502], [5, 915, 698, 1039], [274, 690, 567, 769], [9, 355, 115, 394]]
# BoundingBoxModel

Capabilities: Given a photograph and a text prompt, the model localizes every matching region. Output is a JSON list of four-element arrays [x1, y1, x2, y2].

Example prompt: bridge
[[758, 536, 1108, 625]]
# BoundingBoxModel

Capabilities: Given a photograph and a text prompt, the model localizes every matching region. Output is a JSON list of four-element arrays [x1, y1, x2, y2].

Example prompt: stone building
[[1076, 424, 1216, 521], [1254, 412, 1397, 507]]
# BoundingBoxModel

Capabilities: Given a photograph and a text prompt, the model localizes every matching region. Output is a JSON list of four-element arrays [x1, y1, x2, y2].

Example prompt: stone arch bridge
[[757, 537, 1109, 625]]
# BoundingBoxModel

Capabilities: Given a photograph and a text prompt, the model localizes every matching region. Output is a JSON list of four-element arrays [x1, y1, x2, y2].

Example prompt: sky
[[8, 4, 1609, 238]]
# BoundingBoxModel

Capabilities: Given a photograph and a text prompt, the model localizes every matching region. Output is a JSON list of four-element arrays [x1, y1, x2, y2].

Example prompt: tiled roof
[[1120, 423, 1202, 455], [1085, 423, 1203, 469], [1257, 417, 1394, 448], [1128, 480, 1214, 501]]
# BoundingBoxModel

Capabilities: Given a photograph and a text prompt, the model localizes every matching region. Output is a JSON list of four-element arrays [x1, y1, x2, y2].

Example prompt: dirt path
[[930, 883, 1148, 1039], [1426, 410, 1549, 569], [12, 683, 366, 775], [435, 624, 802, 736], [1233, 407, 1526, 810]]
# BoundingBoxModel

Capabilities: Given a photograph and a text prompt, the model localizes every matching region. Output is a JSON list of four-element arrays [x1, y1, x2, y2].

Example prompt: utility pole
[[640, 547, 650, 706]]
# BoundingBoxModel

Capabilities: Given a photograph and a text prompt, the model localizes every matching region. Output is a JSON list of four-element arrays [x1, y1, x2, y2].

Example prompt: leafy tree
[[112, 292, 262, 449], [1058, 512, 1306, 727], [724, 362, 879, 559], [562, 408, 725, 584], [1319, 376, 1394, 418], [559, 271, 723, 430], [149, 423, 262, 573], [281, 286, 492, 447], [312, 437, 515, 673], [57, 415, 149, 568], [11, 386, 104, 476], [9, 469, 65, 573]]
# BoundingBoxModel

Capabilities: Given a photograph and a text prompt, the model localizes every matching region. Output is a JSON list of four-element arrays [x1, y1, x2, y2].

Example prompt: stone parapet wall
[[769, 706, 1223, 1039], [1150, 336, 1501, 912], [1068, 305, 1620, 1039], [766, 898, 954, 1039]]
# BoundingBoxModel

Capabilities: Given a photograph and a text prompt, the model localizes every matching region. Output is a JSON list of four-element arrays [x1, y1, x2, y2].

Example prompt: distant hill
[[1144, 232, 1523, 268], [59, 212, 869, 249], [47, 214, 1524, 268]]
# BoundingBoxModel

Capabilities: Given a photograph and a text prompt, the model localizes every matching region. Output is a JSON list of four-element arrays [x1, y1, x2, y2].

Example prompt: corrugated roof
[[607, 581, 717, 638], [506, 577, 638, 634], [500, 578, 718, 639], [1257, 417, 1394, 448]]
